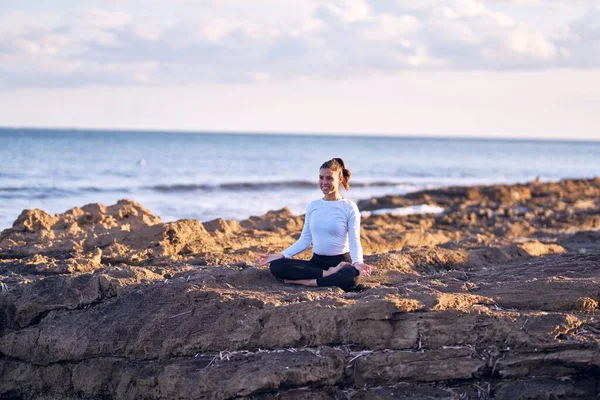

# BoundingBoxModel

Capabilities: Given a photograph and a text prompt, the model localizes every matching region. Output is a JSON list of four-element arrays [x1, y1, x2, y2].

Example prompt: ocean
[[1, 128, 599, 230]]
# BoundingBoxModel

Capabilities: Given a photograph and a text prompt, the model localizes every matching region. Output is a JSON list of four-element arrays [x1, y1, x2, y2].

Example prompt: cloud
[[317, 0, 371, 24], [503, 30, 557, 59], [359, 14, 420, 42], [493, 0, 543, 4], [0, 1, 598, 88], [557, 5, 600, 67]]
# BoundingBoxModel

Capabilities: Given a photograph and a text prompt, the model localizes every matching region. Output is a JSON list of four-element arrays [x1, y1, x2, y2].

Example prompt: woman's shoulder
[[341, 198, 358, 207], [340, 198, 360, 213], [306, 199, 323, 211]]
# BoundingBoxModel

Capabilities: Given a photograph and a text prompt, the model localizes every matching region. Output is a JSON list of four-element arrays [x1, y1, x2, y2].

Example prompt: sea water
[[1, 128, 599, 230]]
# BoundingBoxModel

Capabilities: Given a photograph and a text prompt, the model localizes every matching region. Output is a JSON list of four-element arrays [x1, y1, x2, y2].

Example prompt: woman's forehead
[[319, 168, 340, 176]]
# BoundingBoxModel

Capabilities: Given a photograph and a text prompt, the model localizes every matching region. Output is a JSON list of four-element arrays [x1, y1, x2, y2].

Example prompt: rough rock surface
[[1, 178, 600, 399]]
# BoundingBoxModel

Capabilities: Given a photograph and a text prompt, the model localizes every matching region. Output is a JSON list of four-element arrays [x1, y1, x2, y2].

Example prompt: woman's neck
[[323, 193, 343, 201]]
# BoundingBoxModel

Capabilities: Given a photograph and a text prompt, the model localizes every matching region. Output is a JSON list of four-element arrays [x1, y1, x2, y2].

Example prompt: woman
[[256, 158, 372, 291]]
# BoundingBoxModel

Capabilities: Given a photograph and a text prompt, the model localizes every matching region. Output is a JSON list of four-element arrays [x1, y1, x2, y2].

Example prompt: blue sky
[[0, 0, 598, 139]]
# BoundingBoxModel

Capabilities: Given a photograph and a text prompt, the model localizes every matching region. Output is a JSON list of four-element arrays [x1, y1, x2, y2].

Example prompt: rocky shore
[[1, 178, 599, 399]]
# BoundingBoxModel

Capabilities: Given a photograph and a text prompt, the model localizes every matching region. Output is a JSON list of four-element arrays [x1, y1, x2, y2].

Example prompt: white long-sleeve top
[[280, 198, 364, 263]]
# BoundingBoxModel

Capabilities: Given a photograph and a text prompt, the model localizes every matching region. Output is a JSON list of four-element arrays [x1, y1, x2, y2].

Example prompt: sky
[[0, 0, 599, 140]]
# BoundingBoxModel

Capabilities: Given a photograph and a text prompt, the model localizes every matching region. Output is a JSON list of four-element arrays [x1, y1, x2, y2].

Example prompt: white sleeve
[[280, 204, 313, 258], [347, 202, 364, 263]]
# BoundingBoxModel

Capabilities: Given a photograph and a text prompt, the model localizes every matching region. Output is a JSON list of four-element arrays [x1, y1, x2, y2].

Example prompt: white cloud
[[322, 0, 370, 23], [300, 18, 329, 34], [393, 0, 442, 11], [489, 0, 542, 4], [77, 10, 132, 29], [503, 30, 557, 59], [360, 14, 420, 42], [554, 5, 600, 66], [200, 18, 240, 42], [0, 1, 599, 88], [132, 24, 162, 42], [433, 6, 460, 20], [451, 0, 491, 18], [404, 46, 446, 67]]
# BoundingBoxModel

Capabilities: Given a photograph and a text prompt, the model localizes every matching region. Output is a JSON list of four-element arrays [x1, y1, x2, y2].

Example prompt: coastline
[[1, 176, 600, 398]]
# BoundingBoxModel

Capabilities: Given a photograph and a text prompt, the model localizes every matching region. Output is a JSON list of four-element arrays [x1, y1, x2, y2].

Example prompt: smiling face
[[319, 168, 343, 197]]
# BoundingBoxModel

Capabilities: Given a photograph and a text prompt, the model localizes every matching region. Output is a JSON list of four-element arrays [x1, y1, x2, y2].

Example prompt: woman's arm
[[255, 204, 313, 266], [347, 202, 364, 264], [279, 206, 313, 258], [347, 202, 371, 277]]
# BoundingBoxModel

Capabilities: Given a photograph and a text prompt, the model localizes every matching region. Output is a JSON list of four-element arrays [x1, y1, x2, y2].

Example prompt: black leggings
[[269, 253, 360, 291]]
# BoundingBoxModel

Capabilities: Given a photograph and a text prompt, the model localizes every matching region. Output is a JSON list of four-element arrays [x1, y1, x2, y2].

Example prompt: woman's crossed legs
[[269, 254, 359, 291]]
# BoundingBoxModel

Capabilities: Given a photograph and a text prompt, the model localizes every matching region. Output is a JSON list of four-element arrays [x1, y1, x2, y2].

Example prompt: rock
[[575, 297, 598, 312], [10, 209, 57, 232], [2, 177, 600, 398], [203, 218, 241, 234], [239, 207, 303, 232], [517, 241, 565, 257]]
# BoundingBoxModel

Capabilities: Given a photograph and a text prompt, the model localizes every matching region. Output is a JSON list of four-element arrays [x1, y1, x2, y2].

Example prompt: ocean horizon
[[3, 126, 600, 143]]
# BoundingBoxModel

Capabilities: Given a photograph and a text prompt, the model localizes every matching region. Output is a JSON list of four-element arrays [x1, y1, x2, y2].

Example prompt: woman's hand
[[352, 262, 372, 277], [335, 261, 352, 269], [256, 253, 284, 266], [323, 261, 352, 277]]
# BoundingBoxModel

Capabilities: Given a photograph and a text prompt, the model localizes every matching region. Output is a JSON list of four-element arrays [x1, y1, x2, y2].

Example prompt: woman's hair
[[320, 158, 351, 190]]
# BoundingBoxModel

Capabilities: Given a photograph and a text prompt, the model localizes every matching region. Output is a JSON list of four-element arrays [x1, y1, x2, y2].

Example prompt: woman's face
[[319, 168, 343, 196]]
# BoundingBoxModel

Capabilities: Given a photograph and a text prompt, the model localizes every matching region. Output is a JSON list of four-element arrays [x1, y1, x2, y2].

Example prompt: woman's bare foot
[[323, 261, 352, 277], [284, 279, 317, 287]]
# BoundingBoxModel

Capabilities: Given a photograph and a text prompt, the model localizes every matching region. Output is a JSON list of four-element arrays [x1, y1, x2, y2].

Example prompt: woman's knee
[[338, 267, 360, 290], [269, 258, 287, 277]]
